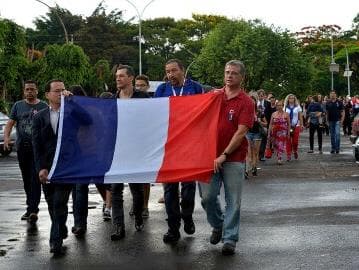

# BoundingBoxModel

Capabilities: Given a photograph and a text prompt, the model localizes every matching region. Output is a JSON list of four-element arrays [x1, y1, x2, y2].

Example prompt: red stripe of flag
[[156, 93, 222, 183]]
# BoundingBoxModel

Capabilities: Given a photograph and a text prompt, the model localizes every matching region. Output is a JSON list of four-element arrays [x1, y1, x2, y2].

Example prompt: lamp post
[[329, 36, 339, 90], [124, 0, 156, 75], [344, 46, 353, 97], [34, 0, 69, 44]]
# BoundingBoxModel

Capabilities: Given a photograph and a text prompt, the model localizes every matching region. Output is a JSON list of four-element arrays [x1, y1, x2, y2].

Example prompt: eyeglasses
[[50, 89, 64, 93]]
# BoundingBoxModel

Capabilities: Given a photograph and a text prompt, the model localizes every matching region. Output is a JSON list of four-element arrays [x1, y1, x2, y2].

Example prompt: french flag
[[48, 93, 222, 184]]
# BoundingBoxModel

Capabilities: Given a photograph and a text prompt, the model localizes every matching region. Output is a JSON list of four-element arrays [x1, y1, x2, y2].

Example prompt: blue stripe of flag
[[50, 96, 117, 183]]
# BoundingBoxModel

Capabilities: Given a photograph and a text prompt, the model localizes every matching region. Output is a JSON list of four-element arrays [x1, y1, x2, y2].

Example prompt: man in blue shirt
[[154, 59, 203, 243], [326, 91, 344, 154]]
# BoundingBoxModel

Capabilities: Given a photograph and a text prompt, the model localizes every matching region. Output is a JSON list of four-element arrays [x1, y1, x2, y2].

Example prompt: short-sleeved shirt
[[326, 100, 344, 122], [216, 88, 255, 162], [9, 100, 48, 146], [154, 79, 203, 97], [285, 105, 302, 127]]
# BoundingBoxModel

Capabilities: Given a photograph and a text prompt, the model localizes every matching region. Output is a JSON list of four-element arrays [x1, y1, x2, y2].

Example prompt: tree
[[0, 19, 28, 105], [75, 3, 137, 67], [35, 43, 91, 91], [193, 20, 314, 99], [26, 6, 84, 49]]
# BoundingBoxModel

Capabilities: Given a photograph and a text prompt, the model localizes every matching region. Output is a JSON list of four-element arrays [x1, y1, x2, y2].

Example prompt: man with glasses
[[32, 79, 72, 256], [4, 80, 48, 224]]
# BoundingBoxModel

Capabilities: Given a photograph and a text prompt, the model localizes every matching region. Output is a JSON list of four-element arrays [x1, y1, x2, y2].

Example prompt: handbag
[[265, 147, 272, 159]]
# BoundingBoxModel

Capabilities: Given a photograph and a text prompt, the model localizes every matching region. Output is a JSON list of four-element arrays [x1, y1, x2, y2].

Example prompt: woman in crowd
[[246, 94, 267, 176], [268, 100, 290, 164], [284, 94, 303, 161]]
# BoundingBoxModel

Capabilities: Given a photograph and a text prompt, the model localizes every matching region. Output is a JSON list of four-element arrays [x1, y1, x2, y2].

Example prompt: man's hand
[[39, 169, 49, 184], [3, 137, 11, 151], [214, 154, 226, 173], [62, 90, 73, 97]]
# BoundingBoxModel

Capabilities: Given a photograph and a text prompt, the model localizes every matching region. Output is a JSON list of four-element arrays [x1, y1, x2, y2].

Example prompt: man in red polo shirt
[[199, 60, 254, 256]]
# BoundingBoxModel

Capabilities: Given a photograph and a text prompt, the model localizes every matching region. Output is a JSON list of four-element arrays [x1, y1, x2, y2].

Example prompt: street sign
[[329, 63, 340, 72], [343, 70, 353, 77]]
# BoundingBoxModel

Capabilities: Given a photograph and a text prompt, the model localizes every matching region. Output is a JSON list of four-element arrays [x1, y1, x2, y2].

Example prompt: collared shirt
[[217, 88, 254, 162], [49, 107, 60, 134], [154, 79, 203, 97]]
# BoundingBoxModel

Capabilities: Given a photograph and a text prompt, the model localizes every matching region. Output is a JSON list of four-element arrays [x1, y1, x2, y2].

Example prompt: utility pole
[[344, 46, 353, 97], [124, 0, 156, 75], [34, 0, 69, 44], [329, 36, 339, 90]]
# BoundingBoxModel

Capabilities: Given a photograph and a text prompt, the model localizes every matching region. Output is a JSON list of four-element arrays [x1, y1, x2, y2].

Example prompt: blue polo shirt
[[326, 100, 344, 122], [154, 79, 203, 97]]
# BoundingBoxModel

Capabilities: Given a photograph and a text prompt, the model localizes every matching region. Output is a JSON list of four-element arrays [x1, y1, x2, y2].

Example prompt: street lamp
[[344, 46, 353, 97], [34, 0, 69, 44], [124, 0, 156, 75], [329, 36, 339, 90]]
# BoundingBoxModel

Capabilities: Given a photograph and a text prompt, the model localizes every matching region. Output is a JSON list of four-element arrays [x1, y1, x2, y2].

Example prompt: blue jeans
[[198, 162, 244, 245], [329, 121, 341, 151], [43, 184, 72, 249], [72, 184, 89, 228]]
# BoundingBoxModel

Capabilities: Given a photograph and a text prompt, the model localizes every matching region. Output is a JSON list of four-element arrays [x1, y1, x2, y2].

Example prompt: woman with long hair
[[268, 100, 290, 164], [284, 94, 304, 161], [246, 94, 267, 176]]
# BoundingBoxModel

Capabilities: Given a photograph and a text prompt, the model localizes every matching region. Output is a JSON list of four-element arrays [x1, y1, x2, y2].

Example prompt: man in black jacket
[[32, 79, 72, 256]]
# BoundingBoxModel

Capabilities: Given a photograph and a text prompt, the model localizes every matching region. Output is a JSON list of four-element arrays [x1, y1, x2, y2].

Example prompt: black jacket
[[32, 107, 58, 173]]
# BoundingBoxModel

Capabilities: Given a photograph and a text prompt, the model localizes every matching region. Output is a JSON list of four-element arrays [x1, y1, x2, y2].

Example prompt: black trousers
[[309, 123, 322, 151], [17, 144, 41, 214], [43, 183, 72, 249], [112, 183, 144, 227], [164, 182, 196, 232]]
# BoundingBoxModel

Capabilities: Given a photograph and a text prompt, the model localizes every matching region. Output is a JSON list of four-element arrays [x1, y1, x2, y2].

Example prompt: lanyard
[[172, 85, 184, 96]]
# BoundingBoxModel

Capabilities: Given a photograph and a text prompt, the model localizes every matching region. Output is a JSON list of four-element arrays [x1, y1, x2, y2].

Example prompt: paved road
[[0, 132, 358, 270]]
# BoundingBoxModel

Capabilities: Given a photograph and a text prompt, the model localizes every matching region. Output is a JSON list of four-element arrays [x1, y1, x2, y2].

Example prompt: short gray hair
[[225, 60, 246, 77]]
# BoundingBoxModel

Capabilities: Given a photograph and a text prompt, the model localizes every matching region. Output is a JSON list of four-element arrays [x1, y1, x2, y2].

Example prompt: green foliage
[[35, 43, 91, 91], [192, 20, 314, 99], [0, 19, 28, 102]]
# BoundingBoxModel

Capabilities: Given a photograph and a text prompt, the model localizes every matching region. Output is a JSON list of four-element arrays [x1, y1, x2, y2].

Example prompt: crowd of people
[[2, 58, 358, 257]]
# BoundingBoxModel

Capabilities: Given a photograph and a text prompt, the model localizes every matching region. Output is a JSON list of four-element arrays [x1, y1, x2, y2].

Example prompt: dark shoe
[[335, 150, 340, 154], [245, 171, 249, 180], [210, 228, 222, 245], [28, 213, 38, 225], [294, 152, 298, 159], [21, 212, 30, 220], [71, 226, 86, 237], [251, 167, 257, 176], [307, 150, 314, 154], [184, 219, 195, 235], [50, 245, 67, 256], [163, 230, 180, 243], [142, 208, 149, 218], [222, 243, 235, 256], [330, 150, 335, 154], [259, 157, 266, 162], [111, 225, 125, 241], [135, 216, 144, 231]]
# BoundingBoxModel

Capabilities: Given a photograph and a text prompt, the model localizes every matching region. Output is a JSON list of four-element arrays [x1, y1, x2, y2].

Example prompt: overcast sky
[[1, 0, 359, 32]]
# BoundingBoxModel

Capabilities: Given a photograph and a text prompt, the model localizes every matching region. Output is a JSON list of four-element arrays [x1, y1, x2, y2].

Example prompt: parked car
[[0, 112, 16, 156]]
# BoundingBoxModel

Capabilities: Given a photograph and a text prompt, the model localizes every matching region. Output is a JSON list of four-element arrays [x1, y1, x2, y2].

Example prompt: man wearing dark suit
[[257, 89, 271, 161], [32, 79, 72, 256]]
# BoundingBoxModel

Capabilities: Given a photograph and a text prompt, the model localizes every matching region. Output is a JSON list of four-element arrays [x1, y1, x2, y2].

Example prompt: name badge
[[228, 109, 234, 121]]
